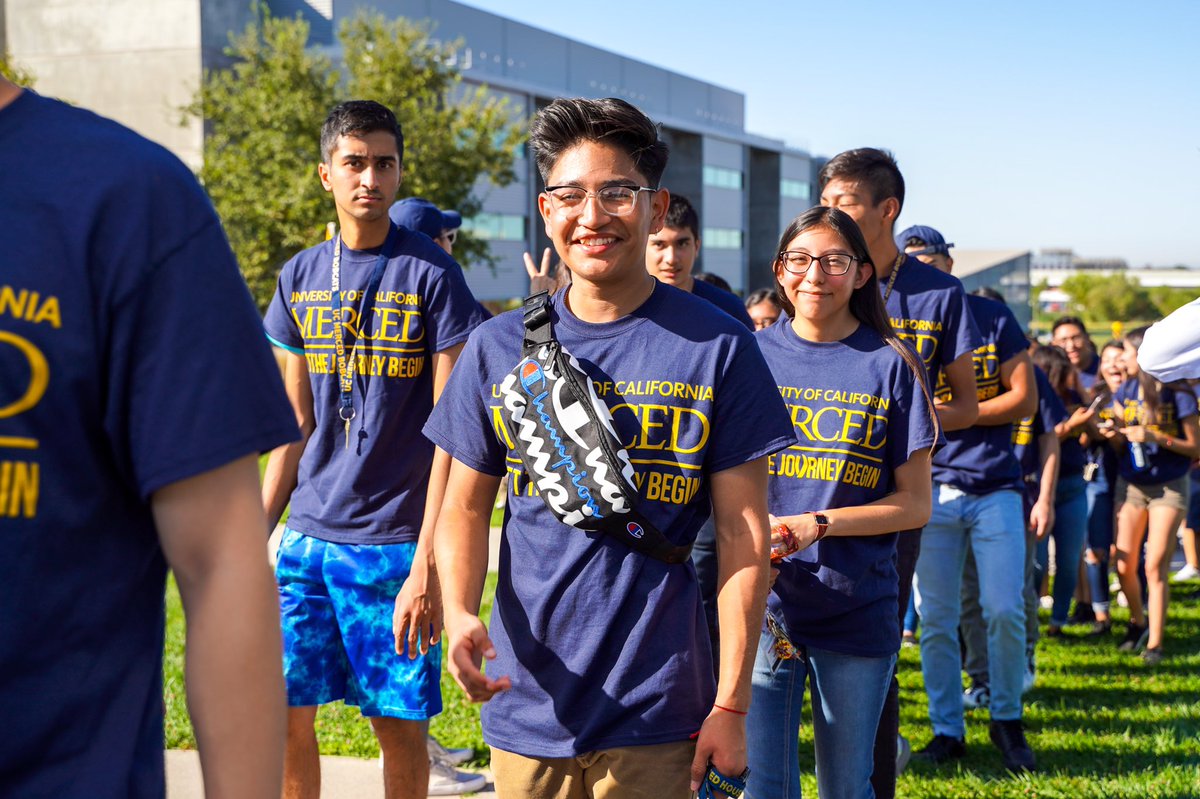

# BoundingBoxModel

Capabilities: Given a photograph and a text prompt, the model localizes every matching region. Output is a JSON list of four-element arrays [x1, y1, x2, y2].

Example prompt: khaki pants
[[491, 739, 696, 799]]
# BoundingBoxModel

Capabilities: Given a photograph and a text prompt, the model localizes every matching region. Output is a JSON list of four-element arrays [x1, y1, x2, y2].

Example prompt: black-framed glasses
[[542, 184, 656, 217], [777, 251, 857, 275]]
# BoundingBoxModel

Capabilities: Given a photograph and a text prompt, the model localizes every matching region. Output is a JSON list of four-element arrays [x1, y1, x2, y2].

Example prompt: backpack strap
[[522, 291, 554, 355]]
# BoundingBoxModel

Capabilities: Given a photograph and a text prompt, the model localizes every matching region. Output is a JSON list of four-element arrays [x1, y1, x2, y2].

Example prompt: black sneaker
[[989, 719, 1036, 773], [1068, 603, 1095, 625], [915, 734, 966, 764], [1117, 622, 1148, 652], [1141, 646, 1164, 666], [1087, 619, 1112, 637]]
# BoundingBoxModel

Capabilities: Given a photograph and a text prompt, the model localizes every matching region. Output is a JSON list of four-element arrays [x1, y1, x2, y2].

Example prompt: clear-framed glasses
[[777, 251, 858, 275], [542, 184, 656, 217]]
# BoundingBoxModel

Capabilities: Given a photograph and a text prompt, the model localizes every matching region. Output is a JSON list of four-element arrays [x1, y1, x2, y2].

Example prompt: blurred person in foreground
[[0, 75, 297, 797]]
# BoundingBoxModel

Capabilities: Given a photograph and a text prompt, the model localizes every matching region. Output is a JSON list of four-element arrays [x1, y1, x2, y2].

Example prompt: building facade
[[5, 0, 817, 301]]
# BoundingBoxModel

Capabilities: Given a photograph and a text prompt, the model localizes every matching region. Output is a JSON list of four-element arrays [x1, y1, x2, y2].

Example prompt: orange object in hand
[[770, 523, 799, 562]]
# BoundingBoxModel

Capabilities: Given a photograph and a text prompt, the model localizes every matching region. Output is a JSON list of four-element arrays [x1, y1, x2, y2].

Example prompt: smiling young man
[[425, 97, 794, 798], [818, 149, 982, 795], [261, 101, 486, 799]]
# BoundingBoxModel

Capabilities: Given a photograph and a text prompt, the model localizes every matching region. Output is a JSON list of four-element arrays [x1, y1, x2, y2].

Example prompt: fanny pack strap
[[518, 292, 692, 565]]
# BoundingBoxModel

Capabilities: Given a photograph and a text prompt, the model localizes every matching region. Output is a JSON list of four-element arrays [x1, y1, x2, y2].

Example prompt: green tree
[[1, 51, 35, 85], [1059, 272, 1159, 326], [186, 10, 521, 309], [340, 12, 523, 275]]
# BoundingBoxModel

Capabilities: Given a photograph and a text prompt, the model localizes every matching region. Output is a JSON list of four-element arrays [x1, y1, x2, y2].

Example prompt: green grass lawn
[[165, 576, 1200, 796]]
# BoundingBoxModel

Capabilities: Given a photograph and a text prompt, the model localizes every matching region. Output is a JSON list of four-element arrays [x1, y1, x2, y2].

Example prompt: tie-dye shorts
[[275, 527, 442, 719]]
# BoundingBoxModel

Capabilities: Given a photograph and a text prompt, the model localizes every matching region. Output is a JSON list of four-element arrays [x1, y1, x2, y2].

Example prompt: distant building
[[951, 250, 1033, 330], [4, 0, 819, 301]]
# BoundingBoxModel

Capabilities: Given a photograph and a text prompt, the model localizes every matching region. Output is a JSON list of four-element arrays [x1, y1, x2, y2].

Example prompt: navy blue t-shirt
[[1114, 380, 1199, 485], [424, 281, 794, 757], [932, 294, 1029, 493], [692, 278, 754, 330], [0, 91, 297, 797], [1013, 367, 1067, 502], [1087, 393, 1121, 488], [884, 255, 981, 385], [756, 322, 937, 657], [263, 227, 484, 544]]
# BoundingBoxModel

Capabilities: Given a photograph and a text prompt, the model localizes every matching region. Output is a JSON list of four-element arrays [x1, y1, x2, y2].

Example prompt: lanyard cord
[[330, 224, 399, 445], [882, 251, 906, 303]]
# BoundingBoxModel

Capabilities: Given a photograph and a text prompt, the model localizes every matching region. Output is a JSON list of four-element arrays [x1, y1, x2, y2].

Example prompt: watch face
[[815, 513, 830, 525]]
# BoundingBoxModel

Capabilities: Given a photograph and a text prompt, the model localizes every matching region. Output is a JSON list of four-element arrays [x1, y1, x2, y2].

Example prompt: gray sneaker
[[428, 758, 487, 796], [896, 733, 912, 774]]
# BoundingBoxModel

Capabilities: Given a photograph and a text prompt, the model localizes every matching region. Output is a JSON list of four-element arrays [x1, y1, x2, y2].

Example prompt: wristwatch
[[809, 512, 830, 541]]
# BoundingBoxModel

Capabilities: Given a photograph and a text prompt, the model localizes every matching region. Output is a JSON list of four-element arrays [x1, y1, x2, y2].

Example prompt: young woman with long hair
[[1101, 327, 1199, 664], [745, 207, 938, 798], [1030, 344, 1093, 636]]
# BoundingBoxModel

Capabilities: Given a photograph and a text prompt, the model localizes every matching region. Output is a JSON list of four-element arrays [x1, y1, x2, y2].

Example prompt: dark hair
[[1123, 325, 1164, 424], [692, 272, 732, 293], [745, 287, 783, 310], [1032, 344, 1073, 401], [1093, 339, 1125, 407], [320, 100, 404, 164], [529, 97, 669, 187], [972, 286, 1006, 305], [664, 194, 700, 240], [817, 148, 905, 212], [1052, 315, 1090, 339], [772, 206, 938, 438]]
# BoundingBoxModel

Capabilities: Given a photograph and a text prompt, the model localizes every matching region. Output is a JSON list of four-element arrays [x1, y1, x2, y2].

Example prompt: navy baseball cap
[[895, 224, 953, 256], [388, 197, 462, 240]]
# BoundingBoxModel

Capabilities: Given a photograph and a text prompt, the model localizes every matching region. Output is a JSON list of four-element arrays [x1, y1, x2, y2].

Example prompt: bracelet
[[1162, 435, 1175, 449], [713, 703, 748, 716]]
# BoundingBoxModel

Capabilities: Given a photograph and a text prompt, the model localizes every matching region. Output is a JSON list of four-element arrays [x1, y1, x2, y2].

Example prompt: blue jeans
[[903, 591, 919, 635], [915, 484, 1026, 736], [746, 632, 894, 799], [1036, 474, 1089, 626], [1085, 471, 1114, 613]]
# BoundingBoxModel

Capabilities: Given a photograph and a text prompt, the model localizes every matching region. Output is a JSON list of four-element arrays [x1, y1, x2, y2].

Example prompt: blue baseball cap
[[895, 224, 954, 256], [388, 197, 462, 240]]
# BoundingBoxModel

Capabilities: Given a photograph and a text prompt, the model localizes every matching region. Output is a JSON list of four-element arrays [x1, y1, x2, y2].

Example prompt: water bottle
[[1129, 441, 1148, 472]]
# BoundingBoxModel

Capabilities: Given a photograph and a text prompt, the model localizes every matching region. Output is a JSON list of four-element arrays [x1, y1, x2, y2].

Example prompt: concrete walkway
[[166, 749, 497, 798], [168, 524, 506, 797]]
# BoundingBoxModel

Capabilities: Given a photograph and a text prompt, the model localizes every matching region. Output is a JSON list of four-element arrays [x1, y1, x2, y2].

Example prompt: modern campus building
[[4, 0, 818, 300]]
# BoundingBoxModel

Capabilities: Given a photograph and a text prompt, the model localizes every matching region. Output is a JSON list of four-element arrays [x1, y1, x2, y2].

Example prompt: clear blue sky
[[461, 0, 1200, 267]]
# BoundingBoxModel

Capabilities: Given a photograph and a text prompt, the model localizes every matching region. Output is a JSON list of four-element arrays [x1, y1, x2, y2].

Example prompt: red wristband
[[713, 703, 748, 716]]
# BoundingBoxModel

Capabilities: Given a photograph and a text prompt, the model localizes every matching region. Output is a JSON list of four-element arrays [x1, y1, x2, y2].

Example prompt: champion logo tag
[[626, 522, 645, 539]]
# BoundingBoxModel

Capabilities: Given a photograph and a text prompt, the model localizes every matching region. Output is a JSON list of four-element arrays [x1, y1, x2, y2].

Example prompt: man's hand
[[393, 561, 442, 658], [689, 708, 747, 794], [445, 614, 512, 703], [523, 247, 558, 295]]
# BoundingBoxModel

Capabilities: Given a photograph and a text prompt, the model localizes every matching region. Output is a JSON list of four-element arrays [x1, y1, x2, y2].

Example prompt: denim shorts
[[276, 527, 442, 719]]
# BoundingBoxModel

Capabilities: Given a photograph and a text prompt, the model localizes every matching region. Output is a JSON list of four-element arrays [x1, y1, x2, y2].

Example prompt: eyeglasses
[[542, 184, 656, 217], [777, 251, 858, 275], [439, 229, 457, 245]]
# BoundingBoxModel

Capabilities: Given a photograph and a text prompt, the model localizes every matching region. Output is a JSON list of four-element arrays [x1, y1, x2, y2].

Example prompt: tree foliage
[[1059, 272, 1168, 326], [1, 51, 35, 85], [186, 10, 522, 309]]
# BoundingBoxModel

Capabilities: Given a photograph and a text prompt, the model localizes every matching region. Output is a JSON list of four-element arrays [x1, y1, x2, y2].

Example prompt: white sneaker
[[428, 758, 487, 796], [962, 682, 990, 709], [1038, 595, 1054, 610], [428, 736, 473, 766], [1172, 564, 1200, 582], [1023, 650, 1037, 694]]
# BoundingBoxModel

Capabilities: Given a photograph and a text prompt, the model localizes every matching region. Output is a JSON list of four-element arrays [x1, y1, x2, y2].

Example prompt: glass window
[[702, 227, 743, 250], [462, 213, 525, 241], [703, 165, 743, 191], [780, 178, 810, 200]]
